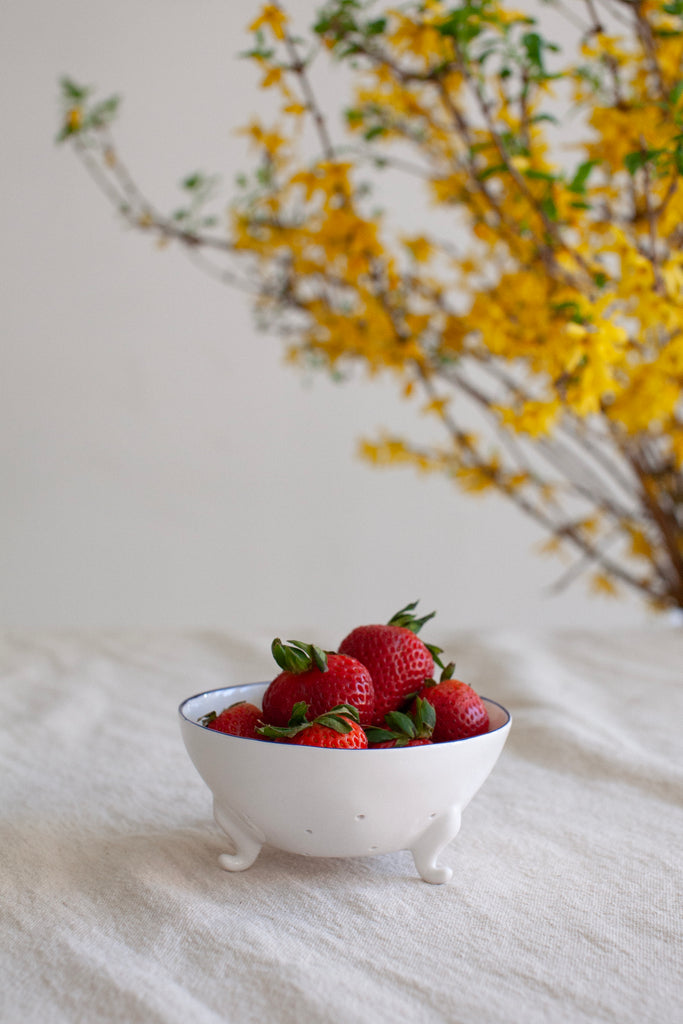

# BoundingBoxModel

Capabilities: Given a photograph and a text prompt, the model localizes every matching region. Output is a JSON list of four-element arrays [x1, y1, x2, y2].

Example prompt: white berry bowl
[[179, 682, 511, 884]]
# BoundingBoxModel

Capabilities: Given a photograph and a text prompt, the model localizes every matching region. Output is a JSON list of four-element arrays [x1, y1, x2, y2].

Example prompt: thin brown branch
[[408, 361, 655, 599], [74, 134, 234, 254], [546, 525, 622, 595], [629, 443, 683, 601], [455, 55, 597, 286], [277, 5, 335, 161], [639, 137, 665, 293], [582, 0, 606, 34], [631, 1, 667, 99], [432, 79, 563, 277], [438, 362, 639, 526]]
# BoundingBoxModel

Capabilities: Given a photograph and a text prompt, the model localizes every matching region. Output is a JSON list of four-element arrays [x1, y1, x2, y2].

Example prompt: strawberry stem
[[387, 600, 436, 635], [425, 642, 446, 669], [271, 638, 329, 674], [364, 697, 436, 746], [257, 703, 359, 740]]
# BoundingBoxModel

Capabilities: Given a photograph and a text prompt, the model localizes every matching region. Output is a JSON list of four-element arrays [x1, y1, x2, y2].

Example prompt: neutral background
[[1, 0, 652, 640]]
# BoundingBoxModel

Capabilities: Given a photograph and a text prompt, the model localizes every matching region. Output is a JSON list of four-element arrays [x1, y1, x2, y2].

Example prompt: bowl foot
[[410, 807, 462, 884], [213, 801, 263, 872]]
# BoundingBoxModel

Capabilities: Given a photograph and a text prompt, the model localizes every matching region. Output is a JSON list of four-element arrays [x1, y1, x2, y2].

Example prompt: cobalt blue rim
[[178, 683, 511, 738]]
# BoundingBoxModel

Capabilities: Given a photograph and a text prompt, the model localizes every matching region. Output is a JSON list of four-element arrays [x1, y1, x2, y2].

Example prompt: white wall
[[0, 0, 650, 639]]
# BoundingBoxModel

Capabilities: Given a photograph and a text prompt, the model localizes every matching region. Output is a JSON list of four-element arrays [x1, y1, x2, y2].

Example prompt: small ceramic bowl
[[179, 682, 511, 884]]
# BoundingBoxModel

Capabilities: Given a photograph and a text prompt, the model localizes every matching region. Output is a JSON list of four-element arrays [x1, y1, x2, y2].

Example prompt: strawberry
[[417, 665, 489, 741], [364, 696, 436, 748], [339, 601, 440, 726], [261, 639, 375, 727], [257, 702, 368, 749], [200, 701, 263, 739]]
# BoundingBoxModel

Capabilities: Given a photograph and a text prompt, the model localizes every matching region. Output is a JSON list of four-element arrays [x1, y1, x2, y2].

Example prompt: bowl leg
[[213, 801, 263, 872], [410, 807, 462, 884]]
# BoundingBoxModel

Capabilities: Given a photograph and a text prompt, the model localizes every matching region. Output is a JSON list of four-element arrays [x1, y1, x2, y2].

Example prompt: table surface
[[1, 627, 682, 1024]]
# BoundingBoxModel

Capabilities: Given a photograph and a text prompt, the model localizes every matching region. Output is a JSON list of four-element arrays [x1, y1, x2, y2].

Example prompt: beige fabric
[[1, 628, 681, 1024]]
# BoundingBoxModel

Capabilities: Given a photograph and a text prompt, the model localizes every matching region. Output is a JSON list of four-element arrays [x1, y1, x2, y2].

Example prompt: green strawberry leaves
[[256, 702, 360, 740], [365, 696, 436, 746], [422, 661, 457, 687], [387, 599, 436, 634], [387, 601, 448, 669], [271, 638, 329, 674], [425, 643, 447, 670]]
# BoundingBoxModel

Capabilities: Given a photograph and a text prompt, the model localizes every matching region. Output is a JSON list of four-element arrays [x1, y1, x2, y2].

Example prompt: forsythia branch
[[56, 0, 683, 611]]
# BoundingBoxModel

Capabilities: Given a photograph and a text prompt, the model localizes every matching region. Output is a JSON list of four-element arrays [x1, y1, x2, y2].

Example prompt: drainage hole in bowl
[[304, 828, 313, 834], [429, 812, 438, 819], [355, 813, 366, 821]]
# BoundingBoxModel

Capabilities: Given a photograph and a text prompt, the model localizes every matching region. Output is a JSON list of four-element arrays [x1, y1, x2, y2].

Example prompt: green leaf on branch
[[182, 174, 203, 190], [668, 81, 683, 107], [478, 164, 507, 181], [568, 159, 598, 194], [56, 78, 120, 142], [624, 149, 665, 175], [363, 125, 386, 141], [313, 0, 361, 43], [437, 5, 485, 46], [60, 76, 90, 103], [365, 17, 387, 36], [345, 107, 364, 125], [552, 300, 586, 323], [522, 31, 544, 71], [540, 194, 558, 221], [86, 95, 120, 129], [524, 168, 557, 183]]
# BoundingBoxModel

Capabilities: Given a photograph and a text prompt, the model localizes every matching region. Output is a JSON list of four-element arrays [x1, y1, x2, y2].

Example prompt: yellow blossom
[[626, 527, 653, 560], [248, 4, 287, 41], [259, 66, 283, 90], [499, 399, 561, 437], [423, 396, 449, 417], [590, 572, 619, 597], [67, 107, 81, 132], [456, 458, 500, 493], [402, 235, 433, 262]]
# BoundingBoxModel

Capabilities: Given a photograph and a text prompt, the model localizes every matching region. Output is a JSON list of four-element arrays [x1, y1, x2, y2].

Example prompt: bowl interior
[[179, 682, 269, 730]]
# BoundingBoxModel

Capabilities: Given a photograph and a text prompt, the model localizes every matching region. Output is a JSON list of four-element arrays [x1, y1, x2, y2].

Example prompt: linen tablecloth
[[1, 628, 681, 1024]]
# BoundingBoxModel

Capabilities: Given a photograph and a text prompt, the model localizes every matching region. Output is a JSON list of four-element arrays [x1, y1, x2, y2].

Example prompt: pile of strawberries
[[200, 602, 489, 749]]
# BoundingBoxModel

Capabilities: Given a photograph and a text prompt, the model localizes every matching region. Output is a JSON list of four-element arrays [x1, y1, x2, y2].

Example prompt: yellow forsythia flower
[[249, 4, 287, 41]]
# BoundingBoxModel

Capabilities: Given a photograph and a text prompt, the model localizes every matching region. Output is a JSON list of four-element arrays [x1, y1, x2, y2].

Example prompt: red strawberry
[[262, 639, 375, 727], [417, 667, 489, 742], [257, 702, 368, 749], [339, 601, 439, 725], [200, 701, 262, 739], [365, 696, 436, 748]]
